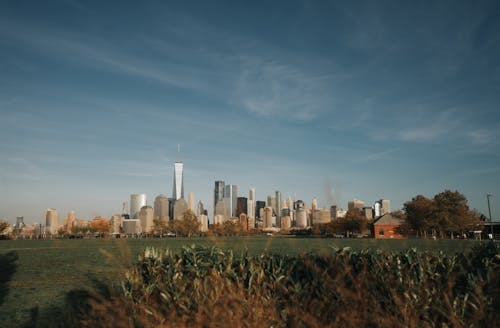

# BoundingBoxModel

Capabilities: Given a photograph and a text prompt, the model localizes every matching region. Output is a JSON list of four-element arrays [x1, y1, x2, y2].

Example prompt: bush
[[77, 242, 499, 327]]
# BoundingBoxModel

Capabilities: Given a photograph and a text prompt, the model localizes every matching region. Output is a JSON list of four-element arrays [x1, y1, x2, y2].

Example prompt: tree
[[433, 190, 472, 238], [0, 220, 10, 238], [172, 210, 200, 237], [404, 190, 478, 238], [404, 195, 435, 238], [336, 209, 369, 236], [88, 218, 111, 236], [153, 219, 169, 236]]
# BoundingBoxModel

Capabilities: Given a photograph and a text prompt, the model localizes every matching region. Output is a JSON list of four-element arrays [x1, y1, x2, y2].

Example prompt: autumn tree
[[0, 220, 10, 238], [88, 218, 111, 236], [153, 219, 169, 236], [433, 190, 472, 238], [171, 210, 200, 237], [404, 190, 478, 238], [335, 209, 370, 236], [404, 195, 435, 238]]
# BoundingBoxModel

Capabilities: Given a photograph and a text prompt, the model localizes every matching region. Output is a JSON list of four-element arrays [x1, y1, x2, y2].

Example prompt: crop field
[[0, 237, 490, 327]]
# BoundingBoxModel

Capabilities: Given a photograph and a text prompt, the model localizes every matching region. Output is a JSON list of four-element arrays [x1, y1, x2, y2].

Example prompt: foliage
[[209, 220, 243, 236], [170, 210, 200, 237], [71, 242, 500, 327], [0, 220, 9, 235], [0, 237, 488, 327], [312, 209, 370, 236], [404, 190, 481, 238]]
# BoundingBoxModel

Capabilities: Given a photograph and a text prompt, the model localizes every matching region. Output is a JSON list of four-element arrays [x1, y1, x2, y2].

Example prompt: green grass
[[0, 236, 484, 327]]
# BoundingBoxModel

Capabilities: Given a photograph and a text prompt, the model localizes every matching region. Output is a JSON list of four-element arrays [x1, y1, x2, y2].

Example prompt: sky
[[1, 0, 500, 224]]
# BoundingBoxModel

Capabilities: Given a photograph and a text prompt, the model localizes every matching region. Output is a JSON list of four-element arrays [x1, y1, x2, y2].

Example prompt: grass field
[[0, 236, 486, 327]]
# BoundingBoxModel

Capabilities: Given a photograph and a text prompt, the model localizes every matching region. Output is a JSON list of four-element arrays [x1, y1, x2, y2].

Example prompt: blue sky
[[1, 0, 499, 224]]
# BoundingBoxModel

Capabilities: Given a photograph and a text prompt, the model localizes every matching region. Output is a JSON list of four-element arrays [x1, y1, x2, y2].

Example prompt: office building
[[248, 187, 256, 218], [255, 201, 266, 219], [311, 198, 318, 211], [197, 201, 205, 217], [173, 198, 188, 220], [281, 216, 291, 230], [275, 191, 281, 226], [198, 214, 209, 232], [267, 196, 276, 215], [139, 206, 154, 233], [348, 199, 365, 212], [330, 205, 337, 219], [66, 211, 75, 233], [172, 161, 184, 200], [263, 206, 273, 229], [123, 219, 141, 234], [223, 184, 237, 218], [236, 197, 248, 217], [45, 208, 59, 234], [362, 207, 374, 220], [154, 195, 169, 223], [188, 191, 195, 212], [130, 194, 147, 220], [214, 181, 225, 218], [110, 214, 122, 235], [15, 216, 25, 230]]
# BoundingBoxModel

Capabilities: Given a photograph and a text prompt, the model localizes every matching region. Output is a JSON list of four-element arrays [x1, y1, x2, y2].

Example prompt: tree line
[[403, 190, 484, 238]]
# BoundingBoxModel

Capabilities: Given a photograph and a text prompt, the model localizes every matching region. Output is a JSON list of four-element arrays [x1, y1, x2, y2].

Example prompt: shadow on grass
[[23, 278, 125, 328], [0, 251, 18, 307]]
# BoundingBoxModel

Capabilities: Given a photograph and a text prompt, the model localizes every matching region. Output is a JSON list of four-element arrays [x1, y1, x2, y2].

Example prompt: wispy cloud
[[467, 129, 496, 145]]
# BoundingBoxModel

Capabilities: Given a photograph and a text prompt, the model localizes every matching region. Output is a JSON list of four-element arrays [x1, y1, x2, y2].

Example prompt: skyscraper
[[154, 195, 169, 223], [248, 187, 256, 218], [188, 191, 195, 212], [224, 184, 237, 218], [45, 208, 59, 234], [275, 190, 281, 226], [214, 181, 225, 218], [172, 161, 184, 200], [236, 197, 248, 217], [130, 194, 147, 220]]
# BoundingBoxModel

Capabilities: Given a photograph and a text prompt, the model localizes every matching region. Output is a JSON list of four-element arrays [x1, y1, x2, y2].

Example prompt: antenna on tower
[[178, 143, 181, 161]]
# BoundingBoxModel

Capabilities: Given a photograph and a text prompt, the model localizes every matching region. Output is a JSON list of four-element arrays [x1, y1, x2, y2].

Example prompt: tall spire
[[173, 144, 184, 200]]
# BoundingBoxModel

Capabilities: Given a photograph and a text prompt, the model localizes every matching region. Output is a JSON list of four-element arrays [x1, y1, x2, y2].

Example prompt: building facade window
[[379, 229, 384, 235]]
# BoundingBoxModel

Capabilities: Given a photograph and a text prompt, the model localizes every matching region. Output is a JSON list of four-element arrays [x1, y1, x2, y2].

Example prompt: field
[[0, 237, 488, 327]]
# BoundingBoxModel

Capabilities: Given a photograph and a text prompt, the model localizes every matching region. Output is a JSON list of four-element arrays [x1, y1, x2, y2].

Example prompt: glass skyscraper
[[172, 161, 184, 200]]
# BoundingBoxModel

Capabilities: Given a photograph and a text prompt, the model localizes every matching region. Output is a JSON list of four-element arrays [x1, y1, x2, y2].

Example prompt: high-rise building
[[263, 206, 273, 229], [66, 211, 75, 233], [130, 194, 147, 220], [330, 205, 337, 219], [224, 184, 237, 217], [110, 214, 122, 235], [198, 214, 209, 232], [154, 195, 169, 223], [267, 196, 276, 215], [197, 201, 205, 217], [15, 216, 25, 230], [255, 201, 266, 219], [172, 161, 184, 200], [348, 199, 365, 212], [45, 208, 59, 234], [311, 198, 318, 211], [237, 197, 248, 217], [173, 199, 188, 220], [139, 206, 154, 233], [248, 187, 256, 218], [275, 191, 281, 226], [374, 199, 390, 217], [214, 181, 225, 218], [188, 192, 195, 212]]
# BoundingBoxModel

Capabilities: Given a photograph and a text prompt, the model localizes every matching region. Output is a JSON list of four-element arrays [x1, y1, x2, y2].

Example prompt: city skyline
[[1, 1, 500, 223]]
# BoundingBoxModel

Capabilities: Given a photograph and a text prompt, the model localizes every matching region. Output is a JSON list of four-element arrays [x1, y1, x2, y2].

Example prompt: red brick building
[[373, 213, 406, 239]]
